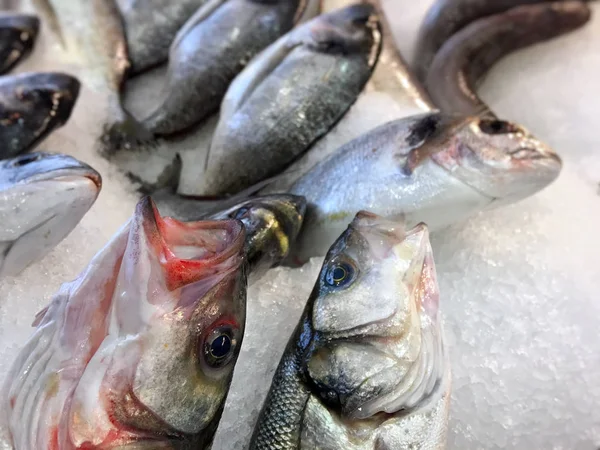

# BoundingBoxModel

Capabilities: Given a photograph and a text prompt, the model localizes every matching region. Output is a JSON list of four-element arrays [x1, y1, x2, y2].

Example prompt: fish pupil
[[13, 153, 40, 167], [210, 334, 231, 359], [325, 262, 354, 287]]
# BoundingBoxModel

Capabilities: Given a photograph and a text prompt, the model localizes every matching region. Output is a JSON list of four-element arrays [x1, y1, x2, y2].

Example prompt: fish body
[[2, 197, 247, 449], [425, 1, 591, 117], [288, 113, 562, 261], [0, 152, 101, 278], [250, 212, 450, 449], [141, 0, 306, 136], [0, 72, 81, 159], [200, 4, 381, 196], [154, 191, 307, 279], [0, 14, 39, 74], [118, 0, 208, 74]]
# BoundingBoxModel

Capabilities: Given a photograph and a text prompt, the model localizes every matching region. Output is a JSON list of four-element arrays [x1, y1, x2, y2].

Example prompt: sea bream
[[2, 197, 247, 449], [117, 0, 208, 74], [250, 212, 450, 449], [287, 112, 562, 261], [141, 0, 314, 136], [0, 152, 101, 278], [0, 72, 81, 159], [0, 14, 39, 75]]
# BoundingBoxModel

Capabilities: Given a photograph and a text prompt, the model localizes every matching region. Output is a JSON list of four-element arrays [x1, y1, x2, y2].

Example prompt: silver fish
[[424, 1, 591, 117], [199, 4, 381, 196], [0, 72, 81, 159], [117, 0, 207, 74], [141, 0, 312, 136], [288, 113, 562, 261], [2, 197, 247, 449], [0, 14, 39, 75], [250, 212, 450, 449], [0, 152, 101, 278], [154, 191, 306, 279]]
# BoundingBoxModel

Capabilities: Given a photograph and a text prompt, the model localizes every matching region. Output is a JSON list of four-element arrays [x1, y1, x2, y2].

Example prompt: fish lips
[[0, 14, 40, 74]]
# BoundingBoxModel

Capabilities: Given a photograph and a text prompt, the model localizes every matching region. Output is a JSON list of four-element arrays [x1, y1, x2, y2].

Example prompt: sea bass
[[0, 152, 101, 278], [154, 191, 306, 279], [288, 113, 562, 260], [118, 0, 208, 74], [2, 197, 247, 449], [425, 1, 591, 117], [250, 212, 450, 449], [141, 0, 312, 136], [0, 72, 81, 159], [0, 14, 39, 75], [198, 4, 381, 196]]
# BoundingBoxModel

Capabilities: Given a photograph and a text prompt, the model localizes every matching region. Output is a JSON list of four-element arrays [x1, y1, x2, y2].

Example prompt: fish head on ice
[[301, 211, 445, 420], [432, 116, 562, 206], [0, 151, 101, 277], [0, 72, 81, 158], [209, 194, 306, 276], [3, 197, 247, 447]]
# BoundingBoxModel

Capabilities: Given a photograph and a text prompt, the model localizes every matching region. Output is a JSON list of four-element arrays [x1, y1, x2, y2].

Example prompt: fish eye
[[479, 119, 519, 135], [12, 153, 41, 167], [325, 261, 356, 288], [232, 206, 250, 219], [203, 326, 236, 368]]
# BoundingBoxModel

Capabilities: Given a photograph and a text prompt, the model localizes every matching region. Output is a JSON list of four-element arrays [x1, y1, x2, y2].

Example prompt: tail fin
[[99, 108, 156, 157]]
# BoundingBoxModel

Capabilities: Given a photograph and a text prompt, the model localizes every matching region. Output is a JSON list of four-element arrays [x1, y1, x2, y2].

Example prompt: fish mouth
[[34, 72, 82, 124], [0, 14, 40, 37]]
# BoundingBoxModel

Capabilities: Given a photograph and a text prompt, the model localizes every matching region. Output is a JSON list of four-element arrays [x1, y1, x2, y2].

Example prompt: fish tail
[[99, 108, 157, 157]]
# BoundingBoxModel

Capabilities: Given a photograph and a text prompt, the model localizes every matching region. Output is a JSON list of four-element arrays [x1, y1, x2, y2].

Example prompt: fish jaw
[[3, 197, 247, 448], [432, 117, 562, 206], [304, 212, 447, 420], [0, 14, 40, 74]]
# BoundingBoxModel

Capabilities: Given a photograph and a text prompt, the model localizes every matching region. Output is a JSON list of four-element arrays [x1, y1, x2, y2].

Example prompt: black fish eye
[[325, 261, 355, 288], [203, 327, 236, 368], [479, 119, 519, 135], [12, 153, 41, 167]]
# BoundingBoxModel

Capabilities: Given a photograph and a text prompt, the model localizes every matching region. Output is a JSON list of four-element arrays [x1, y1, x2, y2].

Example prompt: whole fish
[[2, 197, 247, 449], [0, 152, 101, 278], [34, 0, 150, 153], [141, 0, 311, 136], [154, 191, 307, 279], [288, 112, 562, 261], [199, 4, 381, 196], [250, 212, 450, 449], [0, 14, 39, 74], [425, 1, 591, 117], [412, 0, 593, 81], [0, 72, 81, 159], [118, 0, 208, 74]]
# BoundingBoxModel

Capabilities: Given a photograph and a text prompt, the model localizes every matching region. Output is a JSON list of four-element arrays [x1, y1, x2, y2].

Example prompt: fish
[[33, 0, 151, 154], [0, 14, 40, 75], [0, 152, 101, 278], [249, 212, 450, 449], [118, 0, 208, 75], [153, 190, 307, 279], [412, 0, 593, 82], [141, 0, 313, 136], [2, 196, 247, 449], [425, 1, 591, 117], [287, 112, 562, 261], [198, 3, 382, 196], [0, 72, 81, 159]]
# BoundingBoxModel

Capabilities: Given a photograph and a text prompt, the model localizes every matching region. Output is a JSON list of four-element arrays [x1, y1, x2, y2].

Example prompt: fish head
[[67, 198, 248, 444], [0, 14, 39, 73], [302, 212, 445, 419], [306, 3, 379, 55], [432, 117, 562, 206], [0, 72, 80, 157], [0, 152, 101, 277], [210, 194, 306, 275]]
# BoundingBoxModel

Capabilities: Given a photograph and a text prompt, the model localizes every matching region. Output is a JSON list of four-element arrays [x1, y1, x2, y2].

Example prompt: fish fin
[[171, 0, 227, 51], [31, 305, 49, 327], [295, 0, 322, 24], [99, 109, 157, 157]]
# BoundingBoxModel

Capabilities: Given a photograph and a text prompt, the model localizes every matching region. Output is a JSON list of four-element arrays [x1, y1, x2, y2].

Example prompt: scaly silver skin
[[117, 0, 208, 74], [0, 14, 39, 75], [141, 0, 308, 136], [0, 72, 81, 159], [153, 191, 307, 280], [424, 1, 591, 117], [2, 197, 247, 449], [199, 4, 382, 196], [0, 152, 101, 278], [250, 212, 450, 449], [288, 113, 562, 261]]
